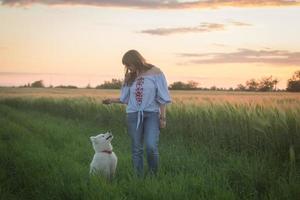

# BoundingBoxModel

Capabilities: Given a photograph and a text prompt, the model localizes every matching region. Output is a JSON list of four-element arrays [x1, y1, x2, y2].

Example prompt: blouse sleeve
[[155, 73, 171, 105], [119, 85, 130, 104]]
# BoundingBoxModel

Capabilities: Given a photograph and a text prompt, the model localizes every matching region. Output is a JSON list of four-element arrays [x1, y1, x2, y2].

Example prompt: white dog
[[89, 131, 117, 180]]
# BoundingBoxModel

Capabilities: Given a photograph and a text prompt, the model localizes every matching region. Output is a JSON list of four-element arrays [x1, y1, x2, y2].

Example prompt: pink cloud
[[140, 23, 225, 36], [139, 21, 251, 36], [1, 0, 300, 9], [177, 48, 300, 66]]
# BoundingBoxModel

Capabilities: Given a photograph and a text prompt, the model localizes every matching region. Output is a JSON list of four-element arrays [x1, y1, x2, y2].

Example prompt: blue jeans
[[127, 111, 160, 176]]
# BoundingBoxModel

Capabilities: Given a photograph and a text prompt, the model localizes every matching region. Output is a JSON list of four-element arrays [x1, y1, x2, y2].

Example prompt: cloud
[[177, 48, 300, 66], [229, 21, 252, 27], [211, 43, 228, 47], [139, 21, 251, 36], [1, 0, 300, 9], [140, 23, 225, 36]]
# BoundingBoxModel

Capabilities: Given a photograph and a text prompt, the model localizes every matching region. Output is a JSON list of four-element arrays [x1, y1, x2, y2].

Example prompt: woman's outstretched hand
[[102, 98, 111, 105], [159, 118, 166, 129]]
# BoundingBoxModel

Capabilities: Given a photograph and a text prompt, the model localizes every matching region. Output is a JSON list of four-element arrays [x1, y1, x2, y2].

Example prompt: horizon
[[0, 71, 293, 89], [1, 1, 300, 89]]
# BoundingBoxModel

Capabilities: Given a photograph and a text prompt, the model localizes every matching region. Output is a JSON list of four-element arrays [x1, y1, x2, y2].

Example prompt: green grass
[[0, 97, 299, 200]]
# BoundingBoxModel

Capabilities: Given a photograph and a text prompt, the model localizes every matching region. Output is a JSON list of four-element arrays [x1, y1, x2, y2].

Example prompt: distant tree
[[287, 70, 300, 92], [246, 78, 259, 91], [257, 76, 278, 92], [210, 86, 217, 91], [187, 80, 199, 89], [31, 80, 45, 88], [96, 79, 123, 89], [237, 76, 279, 92], [19, 83, 30, 88], [86, 83, 92, 89], [273, 78, 279, 91], [169, 81, 187, 90], [235, 84, 246, 91], [169, 81, 199, 90]]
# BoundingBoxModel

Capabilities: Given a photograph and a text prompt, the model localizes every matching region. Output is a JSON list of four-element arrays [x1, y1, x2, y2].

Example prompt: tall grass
[[0, 97, 299, 199]]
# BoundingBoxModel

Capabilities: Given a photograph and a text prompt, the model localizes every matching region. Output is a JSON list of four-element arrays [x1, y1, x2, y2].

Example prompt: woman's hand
[[102, 98, 122, 104], [102, 98, 111, 105], [159, 105, 167, 129], [159, 118, 166, 129]]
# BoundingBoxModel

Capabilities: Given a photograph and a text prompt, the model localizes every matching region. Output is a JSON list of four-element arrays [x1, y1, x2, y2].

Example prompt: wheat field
[[0, 88, 299, 200]]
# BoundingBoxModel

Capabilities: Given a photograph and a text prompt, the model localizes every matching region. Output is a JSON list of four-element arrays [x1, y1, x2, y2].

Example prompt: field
[[0, 88, 299, 200]]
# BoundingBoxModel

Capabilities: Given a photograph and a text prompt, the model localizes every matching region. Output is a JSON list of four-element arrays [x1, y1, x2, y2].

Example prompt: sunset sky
[[1, 0, 300, 89]]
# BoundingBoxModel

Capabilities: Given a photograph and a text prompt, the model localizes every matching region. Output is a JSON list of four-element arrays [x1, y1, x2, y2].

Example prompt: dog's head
[[90, 131, 113, 152]]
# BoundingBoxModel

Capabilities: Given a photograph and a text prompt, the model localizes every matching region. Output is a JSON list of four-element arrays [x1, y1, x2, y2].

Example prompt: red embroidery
[[135, 77, 144, 105]]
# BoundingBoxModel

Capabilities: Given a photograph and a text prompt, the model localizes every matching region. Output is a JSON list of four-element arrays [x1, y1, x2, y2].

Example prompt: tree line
[[19, 70, 300, 92]]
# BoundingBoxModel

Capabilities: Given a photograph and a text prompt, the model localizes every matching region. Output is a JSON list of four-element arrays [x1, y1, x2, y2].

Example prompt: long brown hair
[[122, 50, 153, 86]]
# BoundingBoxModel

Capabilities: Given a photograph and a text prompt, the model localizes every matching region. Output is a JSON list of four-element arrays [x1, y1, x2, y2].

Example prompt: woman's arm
[[110, 98, 122, 104], [159, 104, 167, 129], [102, 98, 122, 104]]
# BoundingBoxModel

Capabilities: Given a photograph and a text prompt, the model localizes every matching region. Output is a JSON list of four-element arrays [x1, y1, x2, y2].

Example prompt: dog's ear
[[90, 136, 95, 142]]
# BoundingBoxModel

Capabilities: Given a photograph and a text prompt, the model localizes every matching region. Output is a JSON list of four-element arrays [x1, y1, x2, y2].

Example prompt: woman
[[102, 49, 171, 176]]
